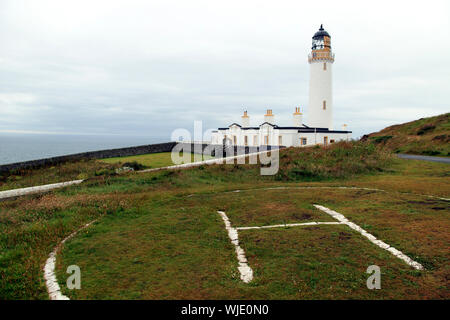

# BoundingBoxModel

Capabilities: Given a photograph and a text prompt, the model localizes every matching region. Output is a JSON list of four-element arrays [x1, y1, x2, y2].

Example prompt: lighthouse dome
[[313, 24, 330, 39]]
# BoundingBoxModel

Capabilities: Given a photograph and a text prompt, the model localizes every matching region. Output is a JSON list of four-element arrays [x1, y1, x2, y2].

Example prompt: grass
[[0, 142, 448, 299], [0, 152, 212, 192], [365, 112, 450, 157], [275, 141, 393, 181], [52, 185, 448, 299], [0, 159, 117, 192], [101, 152, 214, 168]]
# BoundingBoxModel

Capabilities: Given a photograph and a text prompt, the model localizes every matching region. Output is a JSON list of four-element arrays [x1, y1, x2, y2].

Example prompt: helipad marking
[[217, 211, 253, 283], [314, 204, 424, 270]]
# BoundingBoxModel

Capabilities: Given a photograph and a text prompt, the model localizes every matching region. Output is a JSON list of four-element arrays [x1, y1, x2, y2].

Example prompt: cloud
[[0, 0, 449, 139]]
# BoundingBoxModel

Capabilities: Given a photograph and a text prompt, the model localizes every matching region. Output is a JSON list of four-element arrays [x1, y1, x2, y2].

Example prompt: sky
[[0, 0, 449, 140]]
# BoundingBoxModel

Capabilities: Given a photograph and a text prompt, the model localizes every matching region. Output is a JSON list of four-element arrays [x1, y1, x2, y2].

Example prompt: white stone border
[[217, 211, 253, 283], [314, 205, 424, 270], [139, 150, 269, 173], [0, 180, 84, 200], [44, 219, 98, 300]]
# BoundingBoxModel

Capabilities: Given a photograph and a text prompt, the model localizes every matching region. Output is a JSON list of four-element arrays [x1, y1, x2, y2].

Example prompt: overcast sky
[[1, 0, 449, 140]]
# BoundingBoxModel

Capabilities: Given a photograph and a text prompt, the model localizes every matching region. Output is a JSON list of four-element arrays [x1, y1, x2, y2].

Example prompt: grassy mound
[[274, 141, 393, 181], [362, 113, 450, 156]]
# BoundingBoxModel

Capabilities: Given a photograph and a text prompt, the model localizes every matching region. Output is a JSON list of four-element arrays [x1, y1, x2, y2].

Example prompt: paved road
[[397, 153, 450, 164]]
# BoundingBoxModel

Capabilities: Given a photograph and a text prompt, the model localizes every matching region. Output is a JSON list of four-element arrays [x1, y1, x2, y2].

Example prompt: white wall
[[308, 61, 333, 129], [211, 127, 351, 148]]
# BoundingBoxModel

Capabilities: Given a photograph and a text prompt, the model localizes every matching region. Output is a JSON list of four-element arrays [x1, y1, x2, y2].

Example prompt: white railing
[[308, 52, 335, 62]]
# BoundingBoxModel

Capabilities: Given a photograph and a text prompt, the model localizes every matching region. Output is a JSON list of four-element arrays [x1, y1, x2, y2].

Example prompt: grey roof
[[218, 122, 351, 134]]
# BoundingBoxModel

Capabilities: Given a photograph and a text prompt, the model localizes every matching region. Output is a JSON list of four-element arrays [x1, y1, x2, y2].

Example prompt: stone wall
[[0, 142, 177, 173]]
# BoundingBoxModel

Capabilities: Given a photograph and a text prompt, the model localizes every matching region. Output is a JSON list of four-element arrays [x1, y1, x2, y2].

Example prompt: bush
[[422, 150, 441, 156], [95, 168, 117, 177], [369, 135, 393, 144], [274, 141, 393, 181], [417, 124, 435, 135], [122, 161, 146, 171]]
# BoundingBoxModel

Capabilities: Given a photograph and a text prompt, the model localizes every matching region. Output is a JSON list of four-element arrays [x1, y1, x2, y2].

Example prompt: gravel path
[[397, 153, 450, 164]]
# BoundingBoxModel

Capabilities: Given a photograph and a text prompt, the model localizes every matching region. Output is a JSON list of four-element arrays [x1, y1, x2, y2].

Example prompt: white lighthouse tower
[[308, 25, 335, 129]]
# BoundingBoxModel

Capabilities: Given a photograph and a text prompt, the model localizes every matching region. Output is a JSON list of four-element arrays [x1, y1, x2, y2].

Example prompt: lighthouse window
[[323, 100, 327, 110], [323, 63, 326, 70]]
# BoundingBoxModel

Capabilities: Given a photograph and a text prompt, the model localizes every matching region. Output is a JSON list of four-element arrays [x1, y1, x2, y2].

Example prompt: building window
[[323, 62, 326, 70], [253, 136, 258, 146], [330, 139, 335, 143], [244, 136, 248, 146], [323, 100, 326, 110], [233, 136, 237, 145], [264, 135, 269, 145], [301, 137, 307, 146], [324, 136, 328, 145], [278, 136, 282, 146]]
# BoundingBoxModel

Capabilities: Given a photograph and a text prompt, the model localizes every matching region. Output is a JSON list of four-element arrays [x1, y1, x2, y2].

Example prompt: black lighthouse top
[[313, 24, 330, 39], [312, 24, 331, 50]]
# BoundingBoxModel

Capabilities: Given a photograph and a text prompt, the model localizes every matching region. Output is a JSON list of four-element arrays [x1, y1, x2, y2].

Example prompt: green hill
[[362, 113, 450, 156]]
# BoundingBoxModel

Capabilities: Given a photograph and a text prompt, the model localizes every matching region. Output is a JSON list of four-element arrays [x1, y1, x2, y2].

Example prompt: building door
[[324, 136, 328, 145], [301, 137, 307, 146]]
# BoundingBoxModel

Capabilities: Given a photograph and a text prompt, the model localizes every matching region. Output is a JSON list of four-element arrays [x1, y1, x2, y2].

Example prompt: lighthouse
[[308, 25, 334, 129], [210, 24, 351, 148]]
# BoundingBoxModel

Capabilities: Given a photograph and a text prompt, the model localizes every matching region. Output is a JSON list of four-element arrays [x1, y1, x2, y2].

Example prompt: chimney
[[264, 109, 275, 124], [241, 110, 250, 127], [293, 107, 303, 127]]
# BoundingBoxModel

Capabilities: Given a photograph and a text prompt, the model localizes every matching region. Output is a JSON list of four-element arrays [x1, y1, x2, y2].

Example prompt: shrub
[[417, 124, 435, 135], [275, 141, 393, 181], [95, 168, 117, 176], [432, 134, 448, 142], [422, 150, 441, 156], [369, 135, 393, 144], [122, 161, 146, 171]]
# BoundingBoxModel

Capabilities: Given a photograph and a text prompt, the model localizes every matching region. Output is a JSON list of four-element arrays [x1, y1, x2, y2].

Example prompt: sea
[[0, 133, 167, 165]]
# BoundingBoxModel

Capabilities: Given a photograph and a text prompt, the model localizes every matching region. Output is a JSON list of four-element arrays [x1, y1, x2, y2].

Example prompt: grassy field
[[101, 152, 213, 168], [0, 141, 448, 299], [0, 152, 211, 192]]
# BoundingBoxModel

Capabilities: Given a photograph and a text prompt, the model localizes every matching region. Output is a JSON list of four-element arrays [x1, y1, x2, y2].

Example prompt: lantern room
[[309, 24, 334, 63]]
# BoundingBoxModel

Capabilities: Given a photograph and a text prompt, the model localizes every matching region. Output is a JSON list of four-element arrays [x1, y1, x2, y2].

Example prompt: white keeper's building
[[211, 25, 351, 147]]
